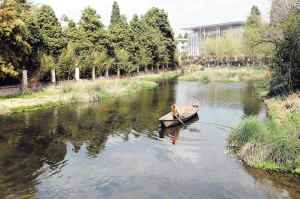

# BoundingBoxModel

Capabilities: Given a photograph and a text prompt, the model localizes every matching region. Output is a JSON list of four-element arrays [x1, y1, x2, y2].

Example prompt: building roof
[[181, 21, 246, 32]]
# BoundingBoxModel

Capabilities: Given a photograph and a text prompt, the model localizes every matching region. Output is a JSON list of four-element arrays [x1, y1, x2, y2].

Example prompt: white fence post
[[23, 70, 28, 86], [75, 67, 80, 81], [92, 67, 95, 81], [51, 69, 56, 83]]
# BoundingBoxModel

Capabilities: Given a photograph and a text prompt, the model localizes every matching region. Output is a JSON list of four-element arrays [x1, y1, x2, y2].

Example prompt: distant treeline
[[0, 0, 178, 85]]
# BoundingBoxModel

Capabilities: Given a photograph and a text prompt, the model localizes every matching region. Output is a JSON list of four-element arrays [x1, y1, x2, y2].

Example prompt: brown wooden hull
[[159, 101, 199, 128]]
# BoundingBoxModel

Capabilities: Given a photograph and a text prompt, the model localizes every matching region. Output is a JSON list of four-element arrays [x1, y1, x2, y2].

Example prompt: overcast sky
[[32, 0, 272, 37]]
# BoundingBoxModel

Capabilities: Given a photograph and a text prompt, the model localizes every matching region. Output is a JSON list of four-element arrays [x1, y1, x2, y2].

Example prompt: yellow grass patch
[[265, 91, 300, 119]]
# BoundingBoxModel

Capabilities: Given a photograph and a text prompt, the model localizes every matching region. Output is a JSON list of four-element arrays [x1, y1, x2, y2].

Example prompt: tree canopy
[[0, 0, 177, 84], [0, 0, 30, 79]]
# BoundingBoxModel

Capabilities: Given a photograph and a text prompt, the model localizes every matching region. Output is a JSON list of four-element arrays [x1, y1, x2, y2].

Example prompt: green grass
[[228, 115, 300, 173], [132, 71, 176, 81], [179, 67, 266, 83], [0, 77, 159, 115]]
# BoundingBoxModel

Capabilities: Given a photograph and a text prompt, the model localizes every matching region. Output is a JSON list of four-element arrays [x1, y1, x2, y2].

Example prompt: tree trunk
[[137, 66, 139, 74], [117, 68, 120, 78]]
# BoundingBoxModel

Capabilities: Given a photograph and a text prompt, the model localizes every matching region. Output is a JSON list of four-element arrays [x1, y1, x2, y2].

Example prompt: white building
[[175, 38, 188, 56], [182, 21, 246, 56]]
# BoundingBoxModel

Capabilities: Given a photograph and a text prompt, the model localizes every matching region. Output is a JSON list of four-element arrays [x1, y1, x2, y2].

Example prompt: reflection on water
[[0, 80, 299, 198]]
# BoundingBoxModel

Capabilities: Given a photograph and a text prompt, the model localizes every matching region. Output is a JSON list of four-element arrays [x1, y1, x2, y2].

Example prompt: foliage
[[242, 5, 275, 63], [79, 6, 109, 52], [0, 0, 31, 79], [36, 5, 66, 56], [144, 8, 176, 67], [271, 11, 300, 92], [0, 1, 177, 83], [110, 0, 120, 26], [57, 43, 76, 80]]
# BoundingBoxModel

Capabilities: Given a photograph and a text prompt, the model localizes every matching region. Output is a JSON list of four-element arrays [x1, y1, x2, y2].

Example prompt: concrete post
[[106, 67, 109, 77], [51, 69, 56, 83], [75, 67, 79, 81], [117, 68, 120, 78], [137, 66, 139, 73], [92, 67, 95, 81], [23, 70, 28, 86]]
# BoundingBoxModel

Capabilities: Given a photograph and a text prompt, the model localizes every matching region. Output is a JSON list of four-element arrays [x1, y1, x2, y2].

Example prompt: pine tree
[[110, 1, 120, 26]]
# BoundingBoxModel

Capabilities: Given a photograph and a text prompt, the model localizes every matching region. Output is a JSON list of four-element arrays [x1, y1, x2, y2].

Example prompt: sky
[[31, 0, 272, 38]]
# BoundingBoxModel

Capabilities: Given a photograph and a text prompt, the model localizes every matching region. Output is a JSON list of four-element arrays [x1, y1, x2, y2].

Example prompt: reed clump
[[178, 67, 266, 83], [228, 114, 300, 173]]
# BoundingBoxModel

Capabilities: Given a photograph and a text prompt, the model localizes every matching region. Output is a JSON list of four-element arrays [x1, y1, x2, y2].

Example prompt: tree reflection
[[0, 80, 176, 198]]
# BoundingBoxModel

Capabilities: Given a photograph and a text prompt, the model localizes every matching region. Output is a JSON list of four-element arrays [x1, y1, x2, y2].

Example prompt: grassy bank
[[132, 71, 176, 81], [0, 71, 176, 115], [228, 90, 300, 173], [178, 66, 266, 83]]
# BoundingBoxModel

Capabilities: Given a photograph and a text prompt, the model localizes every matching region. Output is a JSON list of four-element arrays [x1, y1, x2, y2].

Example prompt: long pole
[[172, 112, 187, 127]]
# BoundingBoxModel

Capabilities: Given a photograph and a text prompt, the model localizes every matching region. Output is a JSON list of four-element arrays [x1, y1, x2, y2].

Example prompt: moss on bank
[[178, 66, 266, 83], [228, 87, 300, 173], [0, 71, 176, 115]]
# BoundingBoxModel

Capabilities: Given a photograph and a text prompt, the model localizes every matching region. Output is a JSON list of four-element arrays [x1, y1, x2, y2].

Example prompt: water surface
[[1, 80, 300, 198]]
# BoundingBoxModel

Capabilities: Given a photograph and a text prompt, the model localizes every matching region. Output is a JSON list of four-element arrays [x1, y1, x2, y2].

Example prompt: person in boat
[[171, 103, 180, 119]]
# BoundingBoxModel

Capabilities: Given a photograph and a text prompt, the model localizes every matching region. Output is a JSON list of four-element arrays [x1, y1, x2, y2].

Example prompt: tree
[[36, 5, 66, 57], [242, 5, 275, 63], [178, 33, 183, 38], [0, 0, 31, 80], [271, 11, 300, 92], [144, 8, 176, 67], [130, 14, 160, 71], [184, 33, 188, 39], [17, 2, 44, 74], [56, 43, 76, 80], [61, 14, 68, 22], [79, 6, 109, 52], [110, 1, 120, 26], [109, 15, 135, 73]]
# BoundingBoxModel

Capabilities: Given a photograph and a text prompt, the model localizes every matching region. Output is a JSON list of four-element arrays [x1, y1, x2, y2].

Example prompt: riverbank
[[0, 71, 176, 115], [178, 66, 266, 82], [228, 81, 300, 173]]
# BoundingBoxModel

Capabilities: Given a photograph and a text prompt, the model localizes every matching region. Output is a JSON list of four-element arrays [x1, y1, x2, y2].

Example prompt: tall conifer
[[110, 1, 120, 26]]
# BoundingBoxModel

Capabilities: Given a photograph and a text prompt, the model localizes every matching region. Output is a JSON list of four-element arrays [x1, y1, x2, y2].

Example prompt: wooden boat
[[159, 101, 200, 128]]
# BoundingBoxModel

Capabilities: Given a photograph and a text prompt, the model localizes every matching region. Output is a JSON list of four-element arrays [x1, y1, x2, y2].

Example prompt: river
[[1, 80, 300, 198]]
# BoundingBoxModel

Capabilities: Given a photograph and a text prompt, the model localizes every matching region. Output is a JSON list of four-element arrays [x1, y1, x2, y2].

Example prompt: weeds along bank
[[178, 66, 267, 83], [0, 71, 176, 115], [228, 87, 300, 173]]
